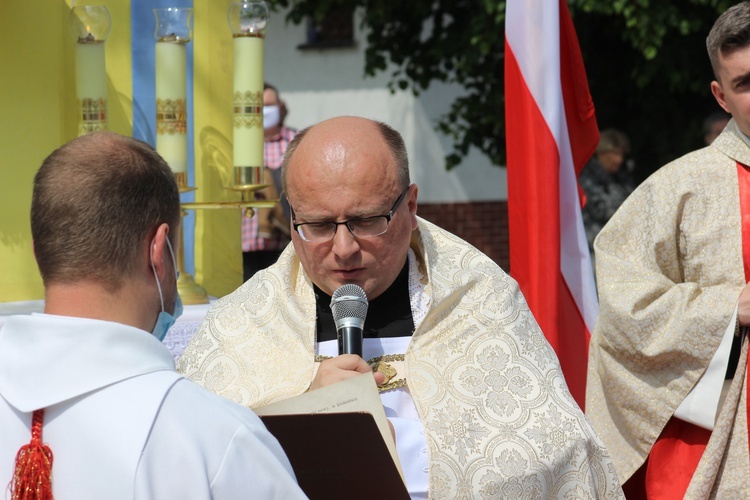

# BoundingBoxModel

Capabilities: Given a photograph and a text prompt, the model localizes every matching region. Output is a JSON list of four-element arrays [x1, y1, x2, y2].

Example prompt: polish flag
[[504, 0, 599, 408]]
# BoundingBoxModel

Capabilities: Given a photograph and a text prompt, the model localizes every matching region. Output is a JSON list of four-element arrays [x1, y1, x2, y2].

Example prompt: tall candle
[[75, 39, 107, 135], [228, 1, 268, 187], [70, 6, 110, 136], [233, 35, 264, 171], [155, 39, 188, 175]]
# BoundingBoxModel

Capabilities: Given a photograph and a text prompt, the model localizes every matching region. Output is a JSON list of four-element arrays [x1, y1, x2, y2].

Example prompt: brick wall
[[417, 201, 510, 272]]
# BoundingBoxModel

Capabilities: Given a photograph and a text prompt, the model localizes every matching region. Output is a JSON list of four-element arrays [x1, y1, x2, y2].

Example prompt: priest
[[178, 116, 623, 498], [587, 2, 750, 497]]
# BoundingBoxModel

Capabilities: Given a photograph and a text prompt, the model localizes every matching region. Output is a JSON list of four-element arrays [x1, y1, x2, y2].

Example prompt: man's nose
[[331, 225, 360, 259]]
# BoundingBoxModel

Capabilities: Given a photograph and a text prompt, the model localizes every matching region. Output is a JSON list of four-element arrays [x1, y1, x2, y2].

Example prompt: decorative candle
[[154, 8, 192, 183], [155, 40, 188, 175], [70, 6, 111, 136], [228, 1, 269, 186]]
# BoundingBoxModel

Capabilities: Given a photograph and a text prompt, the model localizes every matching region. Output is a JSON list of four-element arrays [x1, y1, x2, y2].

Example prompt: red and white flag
[[504, 0, 598, 408]]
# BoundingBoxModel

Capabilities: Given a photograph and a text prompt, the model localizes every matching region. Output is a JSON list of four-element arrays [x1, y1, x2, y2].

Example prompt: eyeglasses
[[292, 186, 410, 242]]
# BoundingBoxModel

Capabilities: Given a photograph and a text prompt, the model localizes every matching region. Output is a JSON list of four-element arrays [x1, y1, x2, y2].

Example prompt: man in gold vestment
[[587, 3, 750, 497], [179, 116, 622, 498]]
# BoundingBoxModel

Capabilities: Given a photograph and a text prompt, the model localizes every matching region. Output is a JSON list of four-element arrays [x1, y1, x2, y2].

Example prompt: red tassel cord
[[10, 409, 54, 500]]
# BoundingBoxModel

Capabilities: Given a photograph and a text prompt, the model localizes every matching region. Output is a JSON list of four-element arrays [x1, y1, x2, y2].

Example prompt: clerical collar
[[315, 260, 415, 343]]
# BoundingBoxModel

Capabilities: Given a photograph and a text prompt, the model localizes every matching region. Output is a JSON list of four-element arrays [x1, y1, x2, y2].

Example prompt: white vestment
[[0, 314, 305, 499]]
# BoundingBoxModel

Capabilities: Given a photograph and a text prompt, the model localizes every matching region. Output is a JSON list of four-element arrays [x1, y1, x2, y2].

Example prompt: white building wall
[[263, 7, 507, 203]]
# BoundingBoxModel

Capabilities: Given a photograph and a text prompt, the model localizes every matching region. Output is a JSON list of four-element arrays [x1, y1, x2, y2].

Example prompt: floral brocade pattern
[[178, 218, 623, 498], [586, 120, 750, 495]]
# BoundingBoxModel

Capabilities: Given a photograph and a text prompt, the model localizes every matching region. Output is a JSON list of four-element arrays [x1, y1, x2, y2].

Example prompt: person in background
[[0, 131, 305, 499], [587, 2, 750, 496], [703, 110, 731, 145], [179, 115, 624, 498], [579, 128, 636, 262], [242, 82, 298, 282]]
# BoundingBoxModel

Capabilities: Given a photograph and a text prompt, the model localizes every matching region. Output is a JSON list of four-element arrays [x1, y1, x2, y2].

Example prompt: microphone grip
[[337, 326, 363, 357]]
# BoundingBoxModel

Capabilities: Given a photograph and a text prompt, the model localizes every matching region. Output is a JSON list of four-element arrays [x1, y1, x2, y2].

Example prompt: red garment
[[639, 418, 711, 499]]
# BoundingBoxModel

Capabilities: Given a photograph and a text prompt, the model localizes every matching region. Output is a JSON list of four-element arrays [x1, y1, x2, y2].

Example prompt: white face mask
[[263, 105, 281, 130], [149, 235, 183, 341]]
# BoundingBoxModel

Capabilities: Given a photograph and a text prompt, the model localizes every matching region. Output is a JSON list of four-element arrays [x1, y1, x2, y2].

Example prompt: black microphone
[[330, 284, 368, 357]]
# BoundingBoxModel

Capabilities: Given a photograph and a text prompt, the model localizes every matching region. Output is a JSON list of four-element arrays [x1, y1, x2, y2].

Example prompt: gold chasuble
[[178, 218, 623, 498], [587, 120, 750, 497]]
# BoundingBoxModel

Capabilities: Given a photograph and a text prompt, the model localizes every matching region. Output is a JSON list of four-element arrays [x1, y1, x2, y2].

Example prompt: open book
[[254, 374, 409, 499]]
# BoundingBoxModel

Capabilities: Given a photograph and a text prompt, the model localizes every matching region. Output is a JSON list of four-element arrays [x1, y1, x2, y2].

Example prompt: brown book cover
[[259, 412, 410, 500]]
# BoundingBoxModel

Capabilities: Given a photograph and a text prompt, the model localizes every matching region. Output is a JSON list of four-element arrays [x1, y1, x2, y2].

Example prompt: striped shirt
[[241, 126, 298, 252]]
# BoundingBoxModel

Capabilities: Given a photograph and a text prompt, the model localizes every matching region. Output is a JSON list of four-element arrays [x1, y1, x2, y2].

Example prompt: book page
[[253, 373, 405, 483]]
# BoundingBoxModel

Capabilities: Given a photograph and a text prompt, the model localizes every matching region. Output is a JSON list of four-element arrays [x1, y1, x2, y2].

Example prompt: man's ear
[[711, 80, 731, 114], [407, 184, 419, 231], [149, 223, 171, 280]]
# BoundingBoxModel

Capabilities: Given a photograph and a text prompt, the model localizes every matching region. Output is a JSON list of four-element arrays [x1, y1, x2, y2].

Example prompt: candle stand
[[152, 2, 274, 304], [178, 181, 274, 305], [154, 6, 273, 305]]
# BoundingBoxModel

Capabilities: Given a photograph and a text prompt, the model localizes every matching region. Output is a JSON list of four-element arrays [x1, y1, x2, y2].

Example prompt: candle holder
[[70, 5, 111, 136], [227, 1, 269, 196], [153, 6, 272, 304]]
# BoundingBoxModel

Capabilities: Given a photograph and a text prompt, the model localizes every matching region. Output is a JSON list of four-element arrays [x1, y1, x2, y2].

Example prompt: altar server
[[0, 132, 305, 499]]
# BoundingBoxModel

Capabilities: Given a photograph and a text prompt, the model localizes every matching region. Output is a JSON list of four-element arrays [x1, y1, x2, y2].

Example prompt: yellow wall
[[192, 0, 244, 297], [0, 0, 243, 302], [0, 1, 132, 302]]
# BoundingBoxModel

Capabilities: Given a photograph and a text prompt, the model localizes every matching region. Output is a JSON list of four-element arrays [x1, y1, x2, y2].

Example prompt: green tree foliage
[[268, 0, 737, 179], [572, 0, 736, 181]]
